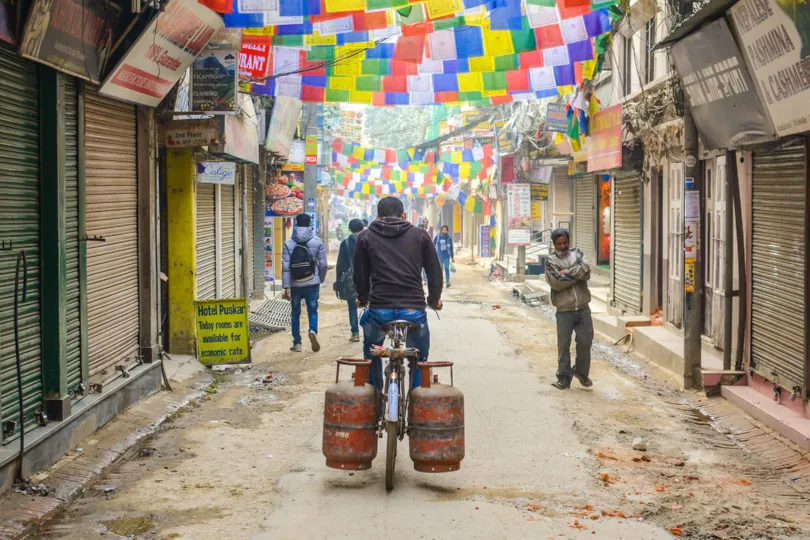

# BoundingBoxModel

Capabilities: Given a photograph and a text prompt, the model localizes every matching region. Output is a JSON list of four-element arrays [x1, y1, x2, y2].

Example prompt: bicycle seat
[[381, 320, 419, 333]]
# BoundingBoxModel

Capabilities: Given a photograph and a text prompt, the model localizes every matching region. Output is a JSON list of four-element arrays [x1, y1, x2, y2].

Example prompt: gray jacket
[[282, 226, 328, 289], [545, 248, 591, 312]]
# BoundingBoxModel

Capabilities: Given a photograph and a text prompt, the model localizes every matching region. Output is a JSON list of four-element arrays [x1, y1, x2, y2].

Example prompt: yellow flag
[[557, 85, 574, 96], [459, 162, 472, 178], [465, 196, 476, 212], [329, 77, 355, 91], [554, 132, 564, 144], [457, 72, 483, 92], [588, 95, 600, 118], [324, 0, 364, 13], [582, 60, 597, 80], [483, 28, 515, 57], [469, 56, 495, 73], [305, 32, 337, 46], [353, 147, 365, 160], [350, 90, 373, 104], [425, 0, 462, 19], [451, 151, 463, 164]]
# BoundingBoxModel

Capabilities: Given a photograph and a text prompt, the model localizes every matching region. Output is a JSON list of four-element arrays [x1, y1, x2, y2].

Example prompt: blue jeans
[[291, 286, 319, 345], [439, 254, 451, 283], [362, 308, 430, 390], [347, 297, 359, 335]]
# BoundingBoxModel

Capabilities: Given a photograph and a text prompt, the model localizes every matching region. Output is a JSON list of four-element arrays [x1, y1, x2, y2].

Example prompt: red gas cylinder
[[323, 359, 378, 470], [409, 361, 465, 472]]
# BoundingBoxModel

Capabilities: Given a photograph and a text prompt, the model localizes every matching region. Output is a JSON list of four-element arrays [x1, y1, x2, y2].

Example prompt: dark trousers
[[347, 297, 359, 335], [555, 307, 593, 384], [291, 286, 319, 345]]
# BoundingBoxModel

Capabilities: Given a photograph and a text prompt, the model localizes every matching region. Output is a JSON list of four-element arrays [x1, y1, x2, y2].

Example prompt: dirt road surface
[[29, 263, 810, 539]]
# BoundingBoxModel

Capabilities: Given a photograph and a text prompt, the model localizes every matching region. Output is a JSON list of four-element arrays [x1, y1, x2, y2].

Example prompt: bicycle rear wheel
[[385, 420, 398, 491]]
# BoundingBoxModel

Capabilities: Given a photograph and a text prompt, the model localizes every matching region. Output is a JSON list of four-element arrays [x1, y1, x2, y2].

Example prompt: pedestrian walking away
[[283, 213, 328, 353], [545, 228, 594, 390], [434, 225, 455, 288], [335, 218, 364, 342], [354, 196, 444, 390]]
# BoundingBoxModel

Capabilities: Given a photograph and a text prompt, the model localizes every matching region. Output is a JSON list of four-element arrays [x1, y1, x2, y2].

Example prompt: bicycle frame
[[372, 324, 419, 440]]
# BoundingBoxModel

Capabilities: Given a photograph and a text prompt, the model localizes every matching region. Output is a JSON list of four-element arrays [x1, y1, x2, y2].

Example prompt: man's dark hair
[[441, 225, 449, 232], [377, 196, 404, 218], [348, 219, 364, 233], [551, 228, 569, 242], [296, 213, 311, 227], [362, 219, 369, 227]]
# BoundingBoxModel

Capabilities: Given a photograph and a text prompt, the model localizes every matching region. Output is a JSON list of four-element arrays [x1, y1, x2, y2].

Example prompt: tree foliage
[[363, 106, 431, 149]]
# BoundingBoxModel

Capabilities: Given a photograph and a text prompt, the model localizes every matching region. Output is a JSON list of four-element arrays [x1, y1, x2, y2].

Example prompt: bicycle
[[369, 320, 420, 491]]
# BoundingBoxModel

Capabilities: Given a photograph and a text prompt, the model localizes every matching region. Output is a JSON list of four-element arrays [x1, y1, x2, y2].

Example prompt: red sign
[[587, 104, 622, 172], [239, 36, 270, 81]]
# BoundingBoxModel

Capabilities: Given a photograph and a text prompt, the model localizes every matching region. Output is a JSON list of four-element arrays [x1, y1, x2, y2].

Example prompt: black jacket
[[336, 234, 357, 280], [353, 217, 443, 310]]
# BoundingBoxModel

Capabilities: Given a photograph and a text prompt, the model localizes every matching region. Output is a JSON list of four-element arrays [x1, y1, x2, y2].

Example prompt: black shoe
[[575, 375, 593, 388], [552, 381, 570, 390]]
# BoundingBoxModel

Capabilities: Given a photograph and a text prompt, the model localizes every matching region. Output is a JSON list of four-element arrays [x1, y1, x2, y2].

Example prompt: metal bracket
[[90, 383, 104, 394], [82, 235, 106, 242], [0, 240, 12, 251], [117, 365, 131, 378], [2, 420, 17, 438]]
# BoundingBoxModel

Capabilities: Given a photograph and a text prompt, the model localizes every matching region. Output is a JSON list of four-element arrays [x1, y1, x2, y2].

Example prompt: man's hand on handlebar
[[429, 299, 443, 311], [356, 299, 369, 308]]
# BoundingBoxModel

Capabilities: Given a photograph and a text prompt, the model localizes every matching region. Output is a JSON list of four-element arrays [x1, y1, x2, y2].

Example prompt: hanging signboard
[[191, 48, 239, 113], [195, 299, 251, 365], [507, 228, 531, 246], [266, 165, 304, 218], [264, 216, 275, 282], [239, 36, 270, 81], [587, 104, 622, 172], [20, 0, 121, 83], [531, 200, 542, 220], [289, 139, 306, 164], [531, 165, 553, 184], [545, 103, 568, 133], [530, 184, 549, 201], [164, 119, 220, 148], [507, 184, 532, 246], [197, 161, 236, 184], [305, 135, 318, 164], [729, 0, 810, 137], [99, 0, 223, 107], [266, 96, 302, 158], [0, 0, 16, 45], [480, 225, 492, 257], [671, 18, 774, 149]]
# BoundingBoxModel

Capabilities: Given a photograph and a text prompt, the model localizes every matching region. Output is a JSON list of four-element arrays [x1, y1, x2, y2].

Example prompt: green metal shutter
[[84, 87, 140, 385], [0, 45, 44, 440], [245, 166, 255, 299], [751, 143, 806, 393], [221, 184, 236, 299], [612, 170, 643, 314], [64, 78, 83, 396], [196, 182, 216, 300]]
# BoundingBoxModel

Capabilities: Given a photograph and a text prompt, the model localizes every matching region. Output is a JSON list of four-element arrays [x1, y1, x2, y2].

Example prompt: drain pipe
[[731, 153, 747, 372], [14, 251, 28, 481], [723, 150, 734, 370]]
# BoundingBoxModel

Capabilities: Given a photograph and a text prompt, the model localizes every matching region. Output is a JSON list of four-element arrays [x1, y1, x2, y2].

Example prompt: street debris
[[14, 481, 49, 497], [632, 438, 647, 451], [632, 455, 652, 463]]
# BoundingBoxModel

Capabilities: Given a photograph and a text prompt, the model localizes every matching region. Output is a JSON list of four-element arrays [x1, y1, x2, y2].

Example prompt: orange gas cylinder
[[323, 359, 378, 470], [409, 361, 465, 472]]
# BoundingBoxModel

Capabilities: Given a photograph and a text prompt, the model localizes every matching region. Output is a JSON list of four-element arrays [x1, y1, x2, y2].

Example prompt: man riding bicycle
[[353, 197, 444, 390]]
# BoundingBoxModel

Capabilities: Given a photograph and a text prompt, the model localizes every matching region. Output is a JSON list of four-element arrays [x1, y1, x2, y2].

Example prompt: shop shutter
[[84, 88, 140, 385], [245, 166, 255, 299], [221, 184, 236, 299], [612, 171, 642, 314], [751, 143, 806, 392], [64, 79, 83, 395], [196, 182, 216, 300], [575, 175, 595, 263], [552, 169, 572, 228], [0, 46, 44, 439]]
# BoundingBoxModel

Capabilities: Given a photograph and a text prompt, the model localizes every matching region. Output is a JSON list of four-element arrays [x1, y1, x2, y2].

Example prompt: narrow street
[[30, 263, 810, 540]]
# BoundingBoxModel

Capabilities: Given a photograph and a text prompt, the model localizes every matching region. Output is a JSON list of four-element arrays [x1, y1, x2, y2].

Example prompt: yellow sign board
[[195, 299, 251, 365], [531, 201, 542, 221], [530, 185, 548, 201]]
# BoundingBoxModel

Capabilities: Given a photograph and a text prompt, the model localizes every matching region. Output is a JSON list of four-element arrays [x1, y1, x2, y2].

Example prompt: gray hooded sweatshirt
[[282, 226, 328, 289]]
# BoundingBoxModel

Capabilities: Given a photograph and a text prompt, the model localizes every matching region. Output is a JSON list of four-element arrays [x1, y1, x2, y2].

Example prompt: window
[[622, 36, 633, 96], [644, 19, 656, 85]]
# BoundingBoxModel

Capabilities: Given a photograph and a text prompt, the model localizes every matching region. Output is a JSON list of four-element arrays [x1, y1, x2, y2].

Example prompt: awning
[[654, 0, 738, 49]]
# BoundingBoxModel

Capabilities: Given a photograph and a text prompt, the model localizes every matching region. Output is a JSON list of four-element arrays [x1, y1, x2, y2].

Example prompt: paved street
[[30, 263, 810, 539]]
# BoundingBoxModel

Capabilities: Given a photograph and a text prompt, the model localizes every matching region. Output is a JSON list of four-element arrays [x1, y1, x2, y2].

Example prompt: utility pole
[[683, 105, 703, 390], [303, 103, 318, 229]]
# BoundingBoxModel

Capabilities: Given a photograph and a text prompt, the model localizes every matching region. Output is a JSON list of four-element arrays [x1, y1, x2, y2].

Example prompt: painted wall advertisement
[[100, 0, 223, 107], [507, 183, 532, 246], [195, 299, 250, 365], [264, 216, 274, 282], [266, 164, 304, 218], [191, 47, 238, 113], [587, 104, 622, 172], [20, 0, 121, 83], [197, 161, 236, 184], [730, 0, 810, 137], [164, 118, 220, 148], [480, 225, 492, 257]]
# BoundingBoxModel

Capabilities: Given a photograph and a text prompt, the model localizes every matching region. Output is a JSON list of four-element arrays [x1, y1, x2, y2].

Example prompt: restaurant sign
[[20, 0, 121, 83], [164, 118, 220, 148]]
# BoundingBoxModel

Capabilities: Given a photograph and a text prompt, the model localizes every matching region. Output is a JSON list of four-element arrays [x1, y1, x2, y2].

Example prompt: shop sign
[[507, 228, 531, 246], [197, 161, 236, 184], [729, 0, 810, 137], [20, 0, 121, 83], [191, 47, 238, 113], [671, 18, 773, 149], [480, 225, 492, 257], [531, 200, 542, 220], [239, 37, 270, 80], [530, 184, 549, 201], [266, 165, 304, 218], [264, 216, 275, 282], [531, 165, 553, 184], [1, 0, 16, 45], [545, 103, 568, 133], [507, 184, 531, 219], [220, 109, 260, 164], [164, 118, 220, 148], [195, 299, 251, 365], [587, 104, 622, 172], [100, 0, 223, 107], [305, 135, 318, 164]]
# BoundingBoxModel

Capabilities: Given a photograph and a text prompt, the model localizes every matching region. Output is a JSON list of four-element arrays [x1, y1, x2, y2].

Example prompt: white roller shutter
[[196, 182, 216, 300], [221, 184, 237, 299], [575, 175, 595, 263], [245, 166, 255, 299], [750, 143, 806, 393], [612, 170, 642, 314], [84, 87, 140, 385]]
